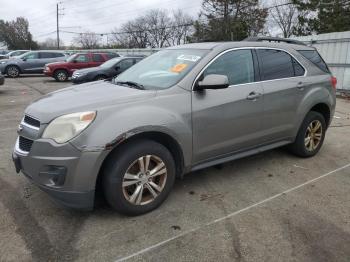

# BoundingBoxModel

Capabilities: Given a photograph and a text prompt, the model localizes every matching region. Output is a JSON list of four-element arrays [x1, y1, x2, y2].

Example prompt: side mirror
[[196, 74, 229, 90], [22, 58, 27, 61], [73, 60, 77, 63], [115, 66, 120, 71]]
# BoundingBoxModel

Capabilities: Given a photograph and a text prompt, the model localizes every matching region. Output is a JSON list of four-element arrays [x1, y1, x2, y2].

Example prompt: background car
[[71, 56, 144, 84], [0, 50, 10, 60], [0, 72, 4, 85], [44, 52, 119, 82], [0, 51, 67, 77], [5, 50, 29, 59]]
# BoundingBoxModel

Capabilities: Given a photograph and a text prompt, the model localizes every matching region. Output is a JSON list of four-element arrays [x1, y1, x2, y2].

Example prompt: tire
[[6, 65, 20, 78], [54, 70, 68, 82], [94, 75, 107, 81], [103, 139, 176, 216], [289, 111, 326, 158]]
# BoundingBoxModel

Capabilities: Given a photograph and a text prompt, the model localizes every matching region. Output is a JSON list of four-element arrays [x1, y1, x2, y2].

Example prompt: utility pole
[[56, 2, 64, 49], [56, 3, 59, 49]]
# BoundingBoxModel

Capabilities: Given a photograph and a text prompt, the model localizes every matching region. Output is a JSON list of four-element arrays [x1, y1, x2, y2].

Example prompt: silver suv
[[12, 39, 336, 215], [0, 50, 66, 77]]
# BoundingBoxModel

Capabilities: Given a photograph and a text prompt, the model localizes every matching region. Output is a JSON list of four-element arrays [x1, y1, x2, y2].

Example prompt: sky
[[0, 0, 203, 46]]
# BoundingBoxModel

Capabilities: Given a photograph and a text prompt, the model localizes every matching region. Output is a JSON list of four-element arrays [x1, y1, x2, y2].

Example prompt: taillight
[[331, 76, 337, 90]]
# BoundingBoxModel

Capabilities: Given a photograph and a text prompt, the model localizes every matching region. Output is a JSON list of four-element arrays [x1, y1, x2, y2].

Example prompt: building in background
[[293, 31, 350, 92]]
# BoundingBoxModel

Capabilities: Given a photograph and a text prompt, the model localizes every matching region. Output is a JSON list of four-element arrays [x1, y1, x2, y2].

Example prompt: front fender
[[70, 90, 192, 166]]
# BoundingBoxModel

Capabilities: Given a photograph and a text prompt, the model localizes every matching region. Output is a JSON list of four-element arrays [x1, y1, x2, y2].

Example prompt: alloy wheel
[[122, 155, 167, 205], [304, 120, 323, 151], [56, 72, 67, 81], [7, 66, 19, 77]]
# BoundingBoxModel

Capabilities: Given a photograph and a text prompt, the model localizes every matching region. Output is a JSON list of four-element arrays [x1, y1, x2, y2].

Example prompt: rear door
[[192, 49, 264, 163], [256, 48, 306, 142], [89, 54, 105, 67]]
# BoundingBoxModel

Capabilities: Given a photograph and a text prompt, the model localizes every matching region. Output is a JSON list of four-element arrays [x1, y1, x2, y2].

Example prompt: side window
[[92, 54, 104, 62], [203, 49, 255, 86], [298, 50, 330, 73], [24, 52, 39, 59], [118, 59, 134, 71], [106, 53, 118, 59], [40, 52, 54, 58], [50, 52, 65, 58], [257, 49, 295, 81], [75, 54, 89, 63], [292, 58, 305, 76]]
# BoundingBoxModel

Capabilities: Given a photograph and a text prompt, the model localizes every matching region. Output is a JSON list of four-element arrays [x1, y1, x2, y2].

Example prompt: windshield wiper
[[115, 81, 145, 90]]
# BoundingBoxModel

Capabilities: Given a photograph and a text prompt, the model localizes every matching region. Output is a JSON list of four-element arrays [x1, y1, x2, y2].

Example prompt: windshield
[[66, 54, 79, 62], [115, 49, 208, 90], [100, 57, 122, 68]]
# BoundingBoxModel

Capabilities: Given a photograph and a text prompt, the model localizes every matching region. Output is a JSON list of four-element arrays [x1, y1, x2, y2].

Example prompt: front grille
[[23, 115, 40, 128], [19, 136, 34, 152]]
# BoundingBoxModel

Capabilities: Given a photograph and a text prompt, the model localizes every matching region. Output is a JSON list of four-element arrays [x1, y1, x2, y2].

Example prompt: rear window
[[92, 54, 104, 62], [298, 50, 329, 73]]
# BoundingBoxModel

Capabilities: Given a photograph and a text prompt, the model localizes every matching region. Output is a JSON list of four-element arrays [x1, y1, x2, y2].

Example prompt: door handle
[[246, 91, 262, 101], [297, 81, 304, 90]]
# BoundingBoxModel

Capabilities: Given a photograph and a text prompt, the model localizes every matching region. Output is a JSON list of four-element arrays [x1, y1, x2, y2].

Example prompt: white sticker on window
[[177, 54, 201, 62]]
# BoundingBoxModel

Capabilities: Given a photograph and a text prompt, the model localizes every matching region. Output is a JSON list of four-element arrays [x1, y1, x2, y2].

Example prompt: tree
[[169, 10, 193, 45], [110, 9, 193, 48], [192, 0, 268, 42], [73, 31, 101, 49], [292, 0, 350, 35], [268, 1, 299, 38], [0, 17, 38, 49], [39, 37, 64, 49]]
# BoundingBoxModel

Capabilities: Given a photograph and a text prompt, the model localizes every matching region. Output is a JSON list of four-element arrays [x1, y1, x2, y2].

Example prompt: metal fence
[[293, 31, 350, 91]]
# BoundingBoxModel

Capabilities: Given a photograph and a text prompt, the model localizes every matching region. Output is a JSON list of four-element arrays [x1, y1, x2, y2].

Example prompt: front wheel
[[289, 111, 326, 157], [103, 140, 176, 215], [54, 70, 68, 82], [6, 66, 20, 77]]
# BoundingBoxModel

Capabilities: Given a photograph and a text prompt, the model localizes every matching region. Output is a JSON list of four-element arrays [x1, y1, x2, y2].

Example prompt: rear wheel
[[289, 111, 326, 157], [6, 66, 20, 77], [54, 70, 68, 82], [103, 140, 176, 215]]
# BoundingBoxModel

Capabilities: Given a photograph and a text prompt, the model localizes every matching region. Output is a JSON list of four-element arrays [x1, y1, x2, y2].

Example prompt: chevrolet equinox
[[13, 39, 336, 215]]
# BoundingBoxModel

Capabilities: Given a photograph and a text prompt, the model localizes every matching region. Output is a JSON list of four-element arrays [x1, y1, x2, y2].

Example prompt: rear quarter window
[[298, 50, 330, 73]]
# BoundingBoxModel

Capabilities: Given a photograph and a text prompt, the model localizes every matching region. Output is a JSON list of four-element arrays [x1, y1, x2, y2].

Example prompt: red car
[[44, 52, 119, 82]]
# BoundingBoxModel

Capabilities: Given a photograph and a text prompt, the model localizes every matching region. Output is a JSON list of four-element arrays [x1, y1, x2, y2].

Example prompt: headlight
[[42, 111, 96, 143], [0, 61, 6, 64]]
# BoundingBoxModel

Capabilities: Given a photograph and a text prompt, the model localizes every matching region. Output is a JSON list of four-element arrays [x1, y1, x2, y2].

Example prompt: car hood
[[46, 61, 66, 67], [74, 67, 102, 74], [0, 58, 20, 64], [25, 81, 157, 123]]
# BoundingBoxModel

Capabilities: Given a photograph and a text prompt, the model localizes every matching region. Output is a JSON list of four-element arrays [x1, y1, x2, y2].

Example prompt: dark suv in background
[[0, 51, 67, 77], [71, 56, 144, 84], [44, 52, 119, 82]]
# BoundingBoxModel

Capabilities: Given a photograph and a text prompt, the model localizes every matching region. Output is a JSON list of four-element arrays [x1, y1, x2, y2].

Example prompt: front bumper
[[13, 138, 107, 210], [71, 75, 87, 84], [43, 69, 53, 77]]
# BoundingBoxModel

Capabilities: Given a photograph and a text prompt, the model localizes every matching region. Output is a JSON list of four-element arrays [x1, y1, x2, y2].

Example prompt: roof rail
[[244, 36, 307, 46]]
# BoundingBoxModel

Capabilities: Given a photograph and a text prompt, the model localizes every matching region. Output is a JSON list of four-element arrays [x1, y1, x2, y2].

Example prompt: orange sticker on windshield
[[170, 63, 188, 73]]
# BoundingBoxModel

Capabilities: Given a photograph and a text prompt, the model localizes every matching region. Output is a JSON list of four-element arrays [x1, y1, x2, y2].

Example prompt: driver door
[[192, 49, 264, 164], [21, 52, 41, 73]]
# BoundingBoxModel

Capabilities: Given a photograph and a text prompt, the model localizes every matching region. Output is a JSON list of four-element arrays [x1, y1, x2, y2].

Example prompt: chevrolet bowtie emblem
[[17, 124, 23, 132]]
